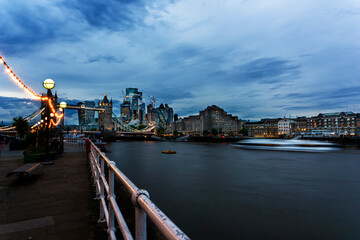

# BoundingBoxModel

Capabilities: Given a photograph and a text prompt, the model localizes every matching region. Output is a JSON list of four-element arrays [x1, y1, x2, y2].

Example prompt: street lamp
[[43, 79, 55, 90], [59, 101, 67, 153], [43, 79, 55, 164], [60, 101, 67, 109]]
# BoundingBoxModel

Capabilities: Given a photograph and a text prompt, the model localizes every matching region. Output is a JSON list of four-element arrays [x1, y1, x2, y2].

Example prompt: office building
[[77, 101, 95, 130]]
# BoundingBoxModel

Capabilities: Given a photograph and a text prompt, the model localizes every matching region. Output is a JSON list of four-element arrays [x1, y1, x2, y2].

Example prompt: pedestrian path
[[0, 147, 92, 240]]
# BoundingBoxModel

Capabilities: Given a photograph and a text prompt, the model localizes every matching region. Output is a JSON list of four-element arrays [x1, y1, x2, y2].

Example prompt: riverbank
[[116, 135, 244, 142]]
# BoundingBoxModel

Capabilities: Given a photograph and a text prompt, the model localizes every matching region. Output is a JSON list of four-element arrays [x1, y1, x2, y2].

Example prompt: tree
[[211, 128, 218, 136], [13, 117, 30, 139], [157, 127, 165, 136], [239, 126, 249, 136]]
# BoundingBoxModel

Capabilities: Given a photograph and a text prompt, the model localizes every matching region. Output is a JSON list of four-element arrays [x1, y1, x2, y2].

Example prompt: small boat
[[231, 139, 341, 152], [162, 150, 176, 154]]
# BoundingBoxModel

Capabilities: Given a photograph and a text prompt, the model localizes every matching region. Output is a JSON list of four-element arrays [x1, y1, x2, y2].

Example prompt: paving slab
[[0, 147, 93, 240]]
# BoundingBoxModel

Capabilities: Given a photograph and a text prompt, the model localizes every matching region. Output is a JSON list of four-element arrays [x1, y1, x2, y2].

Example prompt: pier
[[0, 146, 92, 239], [0, 140, 189, 240]]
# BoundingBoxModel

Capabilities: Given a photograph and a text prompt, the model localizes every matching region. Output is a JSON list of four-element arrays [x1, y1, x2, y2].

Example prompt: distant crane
[[122, 90, 125, 103], [148, 95, 156, 107], [284, 110, 288, 119]]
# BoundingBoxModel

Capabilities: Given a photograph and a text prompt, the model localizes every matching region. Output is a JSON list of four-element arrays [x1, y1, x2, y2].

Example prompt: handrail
[[64, 137, 85, 148], [88, 139, 190, 240]]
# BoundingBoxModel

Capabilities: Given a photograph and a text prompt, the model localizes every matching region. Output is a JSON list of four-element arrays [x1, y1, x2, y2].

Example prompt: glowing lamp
[[60, 102, 67, 109], [50, 113, 55, 117], [0, 57, 3, 63], [43, 79, 55, 90]]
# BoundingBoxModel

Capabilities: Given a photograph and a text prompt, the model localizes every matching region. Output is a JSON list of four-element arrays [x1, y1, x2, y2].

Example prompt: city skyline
[[1, 0, 359, 123]]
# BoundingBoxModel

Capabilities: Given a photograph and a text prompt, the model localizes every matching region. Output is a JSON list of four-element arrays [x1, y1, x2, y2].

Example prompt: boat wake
[[231, 139, 342, 152]]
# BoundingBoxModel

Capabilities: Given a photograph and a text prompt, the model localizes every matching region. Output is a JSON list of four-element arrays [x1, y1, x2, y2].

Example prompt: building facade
[[77, 101, 95, 130], [171, 105, 242, 135], [278, 118, 296, 136], [307, 112, 358, 136], [245, 119, 279, 137], [125, 88, 142, 120], [156, 104, 174, 127], [120, 101, 131, 122]]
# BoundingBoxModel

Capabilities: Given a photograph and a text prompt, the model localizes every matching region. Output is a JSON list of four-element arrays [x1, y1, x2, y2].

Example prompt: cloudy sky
[[0, 0, 359, 124]]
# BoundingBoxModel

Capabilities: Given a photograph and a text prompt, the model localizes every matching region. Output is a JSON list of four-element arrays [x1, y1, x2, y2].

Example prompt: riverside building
[[307, 112, 358, 136], [171, 105, 242, 135]]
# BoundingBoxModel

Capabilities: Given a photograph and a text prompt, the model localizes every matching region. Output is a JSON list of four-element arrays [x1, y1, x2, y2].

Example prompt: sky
[[0, 0, 359, 124]]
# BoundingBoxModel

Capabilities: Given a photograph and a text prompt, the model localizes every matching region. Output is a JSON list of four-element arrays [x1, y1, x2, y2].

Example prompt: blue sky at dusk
[[0, 0, 359, 124]]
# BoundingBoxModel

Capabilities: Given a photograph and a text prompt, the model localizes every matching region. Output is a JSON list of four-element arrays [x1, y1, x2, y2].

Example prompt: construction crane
[[121, 90, 125, 103], [147, 95, 156, 107]]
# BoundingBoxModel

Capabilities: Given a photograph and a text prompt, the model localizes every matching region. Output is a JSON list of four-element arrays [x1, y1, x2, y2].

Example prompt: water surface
[[106, 141, 360, 240]]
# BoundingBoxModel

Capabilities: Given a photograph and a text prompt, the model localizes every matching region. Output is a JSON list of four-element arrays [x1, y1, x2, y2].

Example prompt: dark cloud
[[0, 0, 148, 55], [230, 58, 300, 83], [62, 0, 147, 31], [159, 44, 227, 70], [209, 57, 300, 84], [0, 2, 79, 55], [283, 86, 360, 102], [86, 55, 124, 63], [146, 88, 194, 104]]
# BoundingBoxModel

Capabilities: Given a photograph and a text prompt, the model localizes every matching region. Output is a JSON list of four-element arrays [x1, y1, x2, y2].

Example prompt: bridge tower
[[41, 91, 58, 123], [98, 94, 114, 131]]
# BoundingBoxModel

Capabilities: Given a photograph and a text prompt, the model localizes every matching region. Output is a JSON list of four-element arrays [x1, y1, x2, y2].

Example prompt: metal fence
[[88, 139, 190, 240], [64, 137, 85, 148]]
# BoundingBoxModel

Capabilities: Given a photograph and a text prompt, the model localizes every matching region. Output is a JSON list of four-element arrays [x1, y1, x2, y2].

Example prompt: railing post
[[108, 161, 116, 237], [132, 190, 150, 240], [99, 157, 105, 222], [94, 152, 100, 199]]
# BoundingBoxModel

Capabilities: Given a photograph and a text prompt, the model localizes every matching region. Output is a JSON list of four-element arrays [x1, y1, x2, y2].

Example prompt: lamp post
[[59, 101, 67, 153], [43, 79, 55, 164]]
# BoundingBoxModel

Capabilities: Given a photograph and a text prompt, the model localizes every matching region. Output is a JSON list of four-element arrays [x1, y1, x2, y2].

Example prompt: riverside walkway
[[0, 146, 93, 240]]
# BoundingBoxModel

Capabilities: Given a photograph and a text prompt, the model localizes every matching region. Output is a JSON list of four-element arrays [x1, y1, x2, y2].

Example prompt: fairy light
[[0, 55, 66, 131], [1, 55, 65, 129], [50, 116, 63, 127], [0, 55, 43, 100]]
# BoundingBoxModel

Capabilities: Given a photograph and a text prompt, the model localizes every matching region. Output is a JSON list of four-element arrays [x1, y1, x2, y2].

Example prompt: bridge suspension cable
[[112, 112, 156, 133], [0, 108, 45, 131]]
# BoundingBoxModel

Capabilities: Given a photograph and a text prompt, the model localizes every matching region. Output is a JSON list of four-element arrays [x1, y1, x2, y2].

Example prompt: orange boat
[[161, 150, 176, 154]]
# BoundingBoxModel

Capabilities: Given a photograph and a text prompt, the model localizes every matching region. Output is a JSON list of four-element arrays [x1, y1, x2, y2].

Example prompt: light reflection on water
[[106, 141, 360, 240]]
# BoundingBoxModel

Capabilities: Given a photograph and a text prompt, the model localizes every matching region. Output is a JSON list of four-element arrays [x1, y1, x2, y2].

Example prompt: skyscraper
[[125, 88, 142, 120], [120, 101, 131, 122], [77, 101, 95, 130], [155, 103, 174, 127]]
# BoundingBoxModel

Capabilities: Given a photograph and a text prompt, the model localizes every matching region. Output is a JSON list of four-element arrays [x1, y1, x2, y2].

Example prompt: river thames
[[106, 141, 360, 240]]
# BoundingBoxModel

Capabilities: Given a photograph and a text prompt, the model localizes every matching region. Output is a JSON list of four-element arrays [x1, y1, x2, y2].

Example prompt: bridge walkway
[[0, 146, 93, 240]]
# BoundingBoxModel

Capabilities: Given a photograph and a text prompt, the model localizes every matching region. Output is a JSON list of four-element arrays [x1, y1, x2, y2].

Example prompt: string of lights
[[0, 55, 64, 123], [0, 55, 42, 99]]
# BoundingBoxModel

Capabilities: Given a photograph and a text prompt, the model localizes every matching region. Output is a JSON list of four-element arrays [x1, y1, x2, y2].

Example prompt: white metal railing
[[64, 137, 85, 148], [88, 139, 190, 240]]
